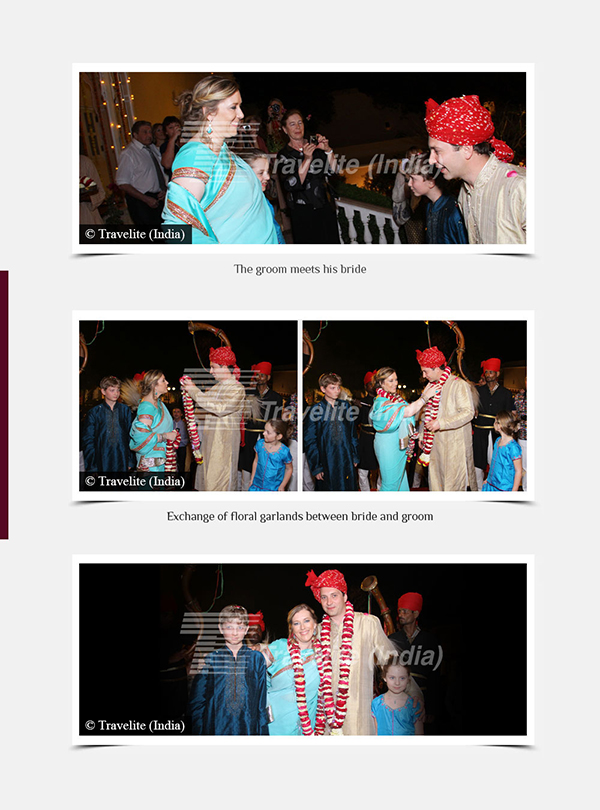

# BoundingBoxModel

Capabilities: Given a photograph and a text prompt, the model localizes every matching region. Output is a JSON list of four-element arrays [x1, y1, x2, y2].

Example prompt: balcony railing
[[336, 197, 401, 244]]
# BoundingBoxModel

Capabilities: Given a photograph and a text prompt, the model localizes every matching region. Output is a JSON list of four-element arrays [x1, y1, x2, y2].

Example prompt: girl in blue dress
[[249, 419, 293, 491], [371, 657, 424, 736], [483, 410, 523, 491], [242, 149, 285, 243]]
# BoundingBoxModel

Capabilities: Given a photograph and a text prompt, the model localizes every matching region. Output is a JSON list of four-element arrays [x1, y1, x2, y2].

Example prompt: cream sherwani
[[458, 154, 526, 244], [191, 379, 245, 491], [319, 612, 423, 735], [427, 376, 477, 492]]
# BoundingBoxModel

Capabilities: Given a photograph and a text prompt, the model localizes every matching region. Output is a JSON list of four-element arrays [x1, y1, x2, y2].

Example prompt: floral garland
[[179, 376, 204, 464], [408, 366, 452, 467], [375, 386, 406, 404], [319, 601, 355, 732], [164, 431, 181, 472], [287, 637, 326, 736]]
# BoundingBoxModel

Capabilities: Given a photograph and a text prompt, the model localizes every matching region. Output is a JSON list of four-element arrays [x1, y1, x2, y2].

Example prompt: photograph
[[78, 318, 298, 494], [302, 317, 529, 495], [78, 66, 529, 250], [75, 558, 531, 743]]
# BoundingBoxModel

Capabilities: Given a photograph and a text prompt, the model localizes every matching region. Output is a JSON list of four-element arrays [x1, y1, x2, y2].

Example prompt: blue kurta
[[267, 638, 320, 735], [162, 140, 278, 244], [370, 396, 415, 491], [371, 694, 420, 735], [425, 194, 468, 244], [188, 645, 269, 735], [249, 438, 293, 491], [482, 437, 522, 491], [303, 400, 360, 491], [129, 400, 173, 472], [81, 401, 135, 471]]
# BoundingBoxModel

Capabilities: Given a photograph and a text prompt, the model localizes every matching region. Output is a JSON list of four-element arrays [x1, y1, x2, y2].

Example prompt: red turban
[[251, 362, 272, 376], [248, 611, 265, 632], [133, 371, 146, 382], [209, 346, 240, 380], [364, 369, 377, 385], [425, 95, 514, 162], [416, 346, 446, 368], [481, 358, 501, 372], [398, 592, 423, 612], [305, 569, 347, 601]]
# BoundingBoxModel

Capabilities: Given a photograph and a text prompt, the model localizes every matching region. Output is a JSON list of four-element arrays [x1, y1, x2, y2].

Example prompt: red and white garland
[[375, 386, 406, 404], [409, 366, 452, 467], [319, 601, 355, 732], [164, 431, 181, 472], [287, 637, 326, 736], [179, 376, 204, 464]]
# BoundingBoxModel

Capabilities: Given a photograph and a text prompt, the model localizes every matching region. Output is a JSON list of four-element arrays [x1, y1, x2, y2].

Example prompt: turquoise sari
[[267, 638, 320, 735], [129, 400, 173, 472], [162, 141, 278, 244], [370, 395, 415, 492]]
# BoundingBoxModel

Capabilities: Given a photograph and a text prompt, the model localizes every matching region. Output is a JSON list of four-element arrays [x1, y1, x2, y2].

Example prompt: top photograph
[[77, 64, 531, 253]]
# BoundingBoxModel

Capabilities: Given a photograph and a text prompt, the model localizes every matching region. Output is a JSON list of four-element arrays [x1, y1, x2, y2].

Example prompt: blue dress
[[129, 400, 173, 472], [162, 140, 278, 244], [267, 638, 320, 735], [188, 645, 269, 735], [371, 694, 420, 735], [482, 437, 522, 491], [370, 396, 415, 491], [249, 439, 293, 491]]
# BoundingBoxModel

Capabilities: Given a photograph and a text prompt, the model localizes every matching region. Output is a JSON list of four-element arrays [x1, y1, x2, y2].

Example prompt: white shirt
[[116, 139, 167, 194]]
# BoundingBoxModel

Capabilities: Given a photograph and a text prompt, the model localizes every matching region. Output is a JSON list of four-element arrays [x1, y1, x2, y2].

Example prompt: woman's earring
[[207, 120, 213, 135]]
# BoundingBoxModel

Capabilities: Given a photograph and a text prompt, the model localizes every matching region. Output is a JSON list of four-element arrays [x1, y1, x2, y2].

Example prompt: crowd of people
[[303, 348, 527, 493], [184, 569, 445, 736], [82, 76, 526, 246], [80, 350, 297, 492]]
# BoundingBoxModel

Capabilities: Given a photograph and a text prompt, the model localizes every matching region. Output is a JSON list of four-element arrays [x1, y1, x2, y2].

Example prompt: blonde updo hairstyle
[[373, 366, 396, 391], [176, 75, 240, 144], [139, 369, 166, 400]]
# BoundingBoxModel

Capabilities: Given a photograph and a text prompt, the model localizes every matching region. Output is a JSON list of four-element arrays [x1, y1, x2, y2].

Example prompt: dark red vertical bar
[[0, 272, 7, 539]]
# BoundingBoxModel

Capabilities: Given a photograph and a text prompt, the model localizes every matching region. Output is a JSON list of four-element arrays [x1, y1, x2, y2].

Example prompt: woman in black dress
[[276, 109, 340, 244]]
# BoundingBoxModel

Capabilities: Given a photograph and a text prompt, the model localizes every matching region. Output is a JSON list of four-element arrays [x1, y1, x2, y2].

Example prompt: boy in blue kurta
[[188, 605, 269, 735], [81, 376, 135, 471], [303, 373, 360, 491], [406, 155, 468, 244]]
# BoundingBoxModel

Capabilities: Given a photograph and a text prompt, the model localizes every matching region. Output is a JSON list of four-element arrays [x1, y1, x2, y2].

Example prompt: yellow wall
[[128, 72, 236, 128]]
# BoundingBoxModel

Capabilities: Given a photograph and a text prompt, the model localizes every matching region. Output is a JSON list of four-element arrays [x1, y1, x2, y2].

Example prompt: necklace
[[287, 637, 326, 736], [319, 602, 355, 731]]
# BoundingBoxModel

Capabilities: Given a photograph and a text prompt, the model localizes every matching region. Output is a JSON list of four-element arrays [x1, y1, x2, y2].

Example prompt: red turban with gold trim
[[416, 346, 446, 368], [305, 569, 347, 601], [425, 95, 514, 163]]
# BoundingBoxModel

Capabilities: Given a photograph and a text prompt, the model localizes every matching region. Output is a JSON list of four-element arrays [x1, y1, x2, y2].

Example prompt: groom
[[305, 568, 423, 735]]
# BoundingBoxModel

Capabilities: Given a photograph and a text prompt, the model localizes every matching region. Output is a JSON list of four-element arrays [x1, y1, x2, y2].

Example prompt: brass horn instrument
[[361, 575, 395, 636], [188, 321, 232, 347]]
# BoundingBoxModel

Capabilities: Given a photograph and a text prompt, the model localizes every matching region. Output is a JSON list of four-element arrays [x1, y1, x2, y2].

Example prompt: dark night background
[[303, 320, 527, 393], [79, 561, 528, 737], [79, 320, 297, 393]]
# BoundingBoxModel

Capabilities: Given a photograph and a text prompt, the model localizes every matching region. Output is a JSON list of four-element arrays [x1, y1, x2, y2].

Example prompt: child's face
[[251, 158, 270, 191], [220, 619, 248, 647], [263, 424, 281, 443], [494, 418, 500, 433], [385, 664, 409, 694], [408, 174, 434, 198], [321, 383, 341, 401]]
